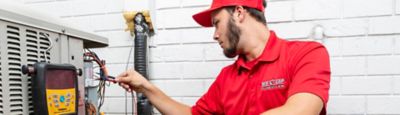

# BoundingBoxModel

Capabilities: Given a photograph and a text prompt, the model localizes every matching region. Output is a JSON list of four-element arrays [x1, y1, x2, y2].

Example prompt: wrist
[[139, 81, 154, 93]]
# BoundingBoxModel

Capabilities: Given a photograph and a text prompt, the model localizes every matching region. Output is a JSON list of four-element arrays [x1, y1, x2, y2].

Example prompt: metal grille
[[25, 28, 52, 113], [1, 4, 107, 114], [25, 29, 39, 114], [6, 25, 24, 114], [38, 32, 51, 63], [0, 24, 3, 114], [0, 23, 52, 114]]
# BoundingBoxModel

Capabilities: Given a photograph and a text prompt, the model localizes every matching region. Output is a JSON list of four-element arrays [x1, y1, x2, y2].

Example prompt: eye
[[212, 20, 220, 27]]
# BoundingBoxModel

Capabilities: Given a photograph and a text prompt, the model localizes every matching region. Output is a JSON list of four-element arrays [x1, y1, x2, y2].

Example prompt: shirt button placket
[[248, 76, 257, 110]]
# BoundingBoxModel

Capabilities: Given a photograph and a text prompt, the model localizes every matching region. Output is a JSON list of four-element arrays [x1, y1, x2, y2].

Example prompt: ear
[[234, 6, 246, 23]]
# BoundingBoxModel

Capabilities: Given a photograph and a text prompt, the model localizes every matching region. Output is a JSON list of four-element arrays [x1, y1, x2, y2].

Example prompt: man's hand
[[115, 69, 151, 93], [114, 68, 192, 115]]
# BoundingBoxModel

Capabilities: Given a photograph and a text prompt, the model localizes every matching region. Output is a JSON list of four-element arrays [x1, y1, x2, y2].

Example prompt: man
[[116, 0, 331, 114]]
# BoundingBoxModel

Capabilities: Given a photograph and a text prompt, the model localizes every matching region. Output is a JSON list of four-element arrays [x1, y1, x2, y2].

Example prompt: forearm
[[261, 93, 323, 115], [260, 105, 294, 115], [142, 83, 191, 115], [261, 103, 321, 115], [261, 105, 320, 115]]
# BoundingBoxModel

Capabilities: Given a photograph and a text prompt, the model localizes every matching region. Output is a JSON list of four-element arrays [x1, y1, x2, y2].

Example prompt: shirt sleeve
[[191, 69, 225, 115], [287, 42, 331, 112]]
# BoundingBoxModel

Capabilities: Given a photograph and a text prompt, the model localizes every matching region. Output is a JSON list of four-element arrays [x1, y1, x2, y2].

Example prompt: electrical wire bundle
[[84, 49, 114, 112], [84, 41, 138, 115]]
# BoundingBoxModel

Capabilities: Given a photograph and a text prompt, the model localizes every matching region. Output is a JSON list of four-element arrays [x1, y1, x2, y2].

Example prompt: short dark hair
[[224, 0, 267, 25]]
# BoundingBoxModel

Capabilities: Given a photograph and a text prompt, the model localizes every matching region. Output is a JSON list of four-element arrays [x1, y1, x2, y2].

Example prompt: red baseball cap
[[192, 0, 265, 27]]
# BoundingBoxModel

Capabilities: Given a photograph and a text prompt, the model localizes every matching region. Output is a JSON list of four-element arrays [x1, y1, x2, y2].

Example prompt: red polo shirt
[[191, 31, 331, 115]]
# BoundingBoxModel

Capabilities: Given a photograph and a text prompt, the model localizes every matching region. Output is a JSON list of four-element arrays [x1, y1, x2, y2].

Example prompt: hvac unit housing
[[0, 2, 108, 114]]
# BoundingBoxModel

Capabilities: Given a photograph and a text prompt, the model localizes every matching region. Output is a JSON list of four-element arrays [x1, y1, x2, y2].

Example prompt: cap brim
[[192, 7, 220, 27]]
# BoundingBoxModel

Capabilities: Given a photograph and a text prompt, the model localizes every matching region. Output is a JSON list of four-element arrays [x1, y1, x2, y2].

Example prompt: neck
[[240, 24, 270, 62]]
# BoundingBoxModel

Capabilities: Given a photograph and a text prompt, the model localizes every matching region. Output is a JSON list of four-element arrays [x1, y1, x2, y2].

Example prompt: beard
[[223, 16, 241, 58]]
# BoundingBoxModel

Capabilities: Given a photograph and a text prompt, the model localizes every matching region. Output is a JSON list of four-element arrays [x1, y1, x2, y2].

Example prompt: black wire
[[125, 38, 136, 115], [98, 68, 108, 112], [97, 80, 106, 111], [86, 41, 138, 114], [85, 48, 108, 113]]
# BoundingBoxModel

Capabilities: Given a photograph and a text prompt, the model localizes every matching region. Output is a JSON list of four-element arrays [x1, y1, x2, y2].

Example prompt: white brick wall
[[153, 29, 182, 45], [394, 76, 400, 94], [266, 1, 293, 22], [13, 0, 400, 114], [369, 16, 400, 34], [180, 28, 215, 43], [342, 76, 392, 95], [341, 36, 393, 56], [323, 38, 341, 56], [150, 62, 182, 79], [318, 18, 369, 37], [181, 61, 230, 79], [102, 97, 134, 114], [269, 21, 314, 39], [397, 0, 400, 14], [329, 77, 341, 95], [396, 37, 400, 54], [331, 57, 367, 76], [328, 96, 366, 114], [156, 7, 205, 28], [96, 31, 133, 47], [181, 0, 212, 7], [343, 0, 392, 18], [155, 0, 180, 9], [367, 56, 400, 75], [367, 96, 400, 114], [293, 0, 341, 21]]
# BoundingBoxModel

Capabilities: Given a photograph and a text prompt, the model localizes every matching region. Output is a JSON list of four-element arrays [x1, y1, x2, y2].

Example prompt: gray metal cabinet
[[0, 2, 108, 114]]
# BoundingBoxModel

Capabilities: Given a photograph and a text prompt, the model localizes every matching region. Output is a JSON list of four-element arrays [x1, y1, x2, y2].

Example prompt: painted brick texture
[[12, 0, 400, 114]]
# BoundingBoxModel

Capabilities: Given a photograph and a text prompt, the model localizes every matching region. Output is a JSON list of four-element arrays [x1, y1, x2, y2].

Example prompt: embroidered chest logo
[[261, 78, 286, 90]]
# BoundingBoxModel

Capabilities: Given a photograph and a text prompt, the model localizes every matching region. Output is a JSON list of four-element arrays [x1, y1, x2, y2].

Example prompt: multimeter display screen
[[46, 69, 76, 89]]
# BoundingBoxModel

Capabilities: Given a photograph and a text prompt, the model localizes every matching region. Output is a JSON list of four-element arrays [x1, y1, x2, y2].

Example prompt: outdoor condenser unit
[[0, 2, 108, 115]]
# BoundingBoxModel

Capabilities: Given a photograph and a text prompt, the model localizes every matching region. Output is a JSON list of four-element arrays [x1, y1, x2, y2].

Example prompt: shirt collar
[[235, 31, 282, 70]]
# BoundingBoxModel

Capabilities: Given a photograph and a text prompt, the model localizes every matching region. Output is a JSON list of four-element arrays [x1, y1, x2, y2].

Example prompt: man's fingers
[[119, 82, 129, 88], [116, 74, 131, 83], [115, 69, 146, 93], [123, 87, 131, 92], [123, 84, 130, 89], [116, 71, 128, 79], [123, 86, 130, 91], [119, 82, 136, 91]]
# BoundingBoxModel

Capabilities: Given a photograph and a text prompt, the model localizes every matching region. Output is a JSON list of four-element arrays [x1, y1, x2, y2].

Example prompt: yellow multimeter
[[22, 62, 79, 115]]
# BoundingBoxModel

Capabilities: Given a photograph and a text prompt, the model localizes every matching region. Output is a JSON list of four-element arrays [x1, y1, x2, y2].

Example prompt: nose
[[213, 30, 219, 40]]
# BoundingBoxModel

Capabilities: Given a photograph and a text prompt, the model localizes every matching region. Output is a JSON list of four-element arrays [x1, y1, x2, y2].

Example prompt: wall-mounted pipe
[[133, 12, 153, 115]]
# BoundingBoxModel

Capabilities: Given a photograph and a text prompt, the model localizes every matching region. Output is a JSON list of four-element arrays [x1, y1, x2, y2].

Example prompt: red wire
[[84, 52, 110, 80]]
